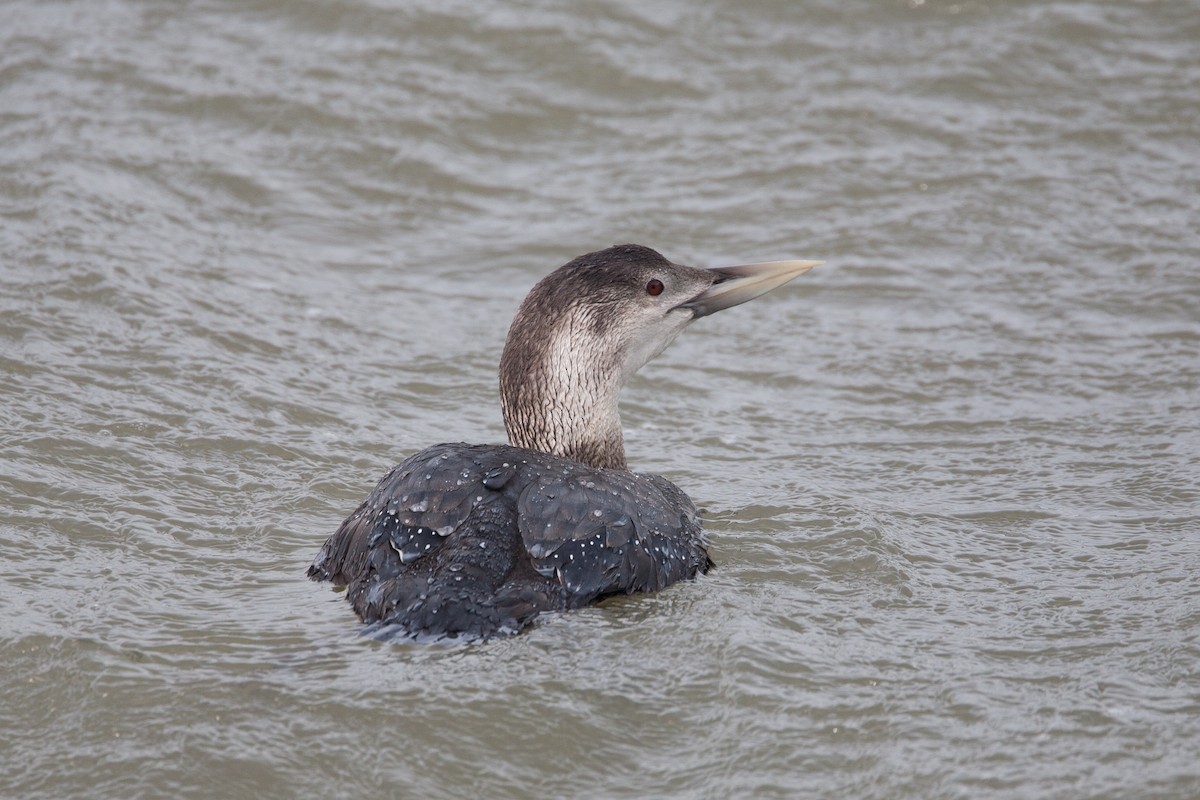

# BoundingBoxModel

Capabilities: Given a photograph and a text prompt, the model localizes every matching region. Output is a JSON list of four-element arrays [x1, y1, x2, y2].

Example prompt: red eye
[[646, 279, 664, 296]]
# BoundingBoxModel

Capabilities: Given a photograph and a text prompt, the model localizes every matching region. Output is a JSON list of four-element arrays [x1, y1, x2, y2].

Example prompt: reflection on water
[[2, 0, 1198, 797]]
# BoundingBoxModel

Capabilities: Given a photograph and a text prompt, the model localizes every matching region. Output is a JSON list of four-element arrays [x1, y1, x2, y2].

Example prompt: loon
[[308, 243, 820, 641]]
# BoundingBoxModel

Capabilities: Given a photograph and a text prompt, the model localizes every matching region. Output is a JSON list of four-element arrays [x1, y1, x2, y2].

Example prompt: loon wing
[[516, 467, 709, 603], [308, 443, 559, 639], [306, 443, 484, 587]]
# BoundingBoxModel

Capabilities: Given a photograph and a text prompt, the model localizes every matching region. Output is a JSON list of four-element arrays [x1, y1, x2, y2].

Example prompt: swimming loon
[[308, 243, 820, 641]]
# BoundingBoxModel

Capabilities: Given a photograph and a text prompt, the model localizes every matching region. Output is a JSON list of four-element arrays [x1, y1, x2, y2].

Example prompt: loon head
[[499, 243, 821, 471]]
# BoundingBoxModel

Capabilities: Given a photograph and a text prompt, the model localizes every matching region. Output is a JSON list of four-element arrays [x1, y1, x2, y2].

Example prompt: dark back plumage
[[308, 443, 710, 641]]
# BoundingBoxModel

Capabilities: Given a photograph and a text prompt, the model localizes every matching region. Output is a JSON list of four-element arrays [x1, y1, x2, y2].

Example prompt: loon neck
[[499, 334, 629, 472]]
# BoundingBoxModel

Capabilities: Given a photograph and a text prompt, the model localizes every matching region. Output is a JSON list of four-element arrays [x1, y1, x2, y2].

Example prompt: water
[[2, 0, 1198, 797]]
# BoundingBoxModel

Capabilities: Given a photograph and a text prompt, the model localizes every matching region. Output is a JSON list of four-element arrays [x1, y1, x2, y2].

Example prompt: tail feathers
[[350, 573, 563, 642]]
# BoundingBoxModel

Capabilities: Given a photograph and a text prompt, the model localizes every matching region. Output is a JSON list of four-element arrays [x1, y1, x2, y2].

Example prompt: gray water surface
[[2, 1, 1199, 798]]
